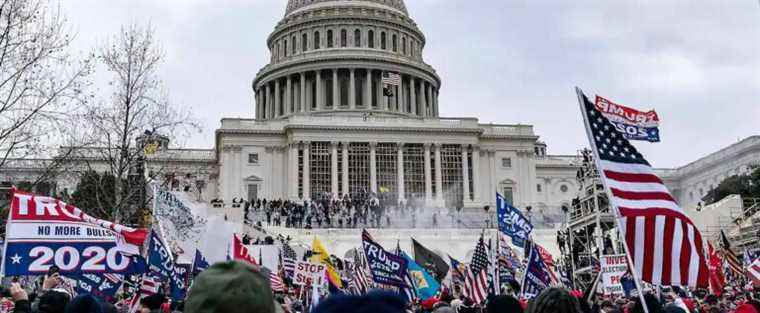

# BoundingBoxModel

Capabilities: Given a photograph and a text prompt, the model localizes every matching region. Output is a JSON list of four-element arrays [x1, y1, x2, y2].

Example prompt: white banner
[[153, 188, 209, 263], [600, 254, 628, 295], [293, 261, 326, 287]]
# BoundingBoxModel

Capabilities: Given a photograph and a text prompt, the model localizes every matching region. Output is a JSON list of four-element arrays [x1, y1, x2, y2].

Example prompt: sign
[[496, 193, 533, 248], [595, 96, 661, 142], [3, 190, 146, 276], [600, 254, 628, 295], [293, 261, 326, 287], [362, 231, 408, 287]]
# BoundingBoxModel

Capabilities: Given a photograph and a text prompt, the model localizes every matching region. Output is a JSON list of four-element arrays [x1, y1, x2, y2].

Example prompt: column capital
[[369, 141, 378, 148], [396, 142, 405, 148], [330, 141, 339, 148], [423, 142, 432, 149], [341, 141, 351, 147]]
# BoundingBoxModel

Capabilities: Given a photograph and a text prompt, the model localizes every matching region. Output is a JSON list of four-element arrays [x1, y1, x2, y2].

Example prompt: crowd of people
[[240, 194, 469, 229], [0, 260, 757, 313]]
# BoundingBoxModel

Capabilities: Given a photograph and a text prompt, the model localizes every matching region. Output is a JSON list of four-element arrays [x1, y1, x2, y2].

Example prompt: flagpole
[[575, 87, 649, 313]]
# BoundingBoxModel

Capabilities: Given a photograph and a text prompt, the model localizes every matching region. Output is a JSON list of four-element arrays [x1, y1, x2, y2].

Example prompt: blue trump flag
[[192, 249, 210, 276], [401, 251, 440, 301], [72, 273, 123, 302], [147, 231, 174, 279], [521, 244, 551, 299], [496, 193, 533, 248]]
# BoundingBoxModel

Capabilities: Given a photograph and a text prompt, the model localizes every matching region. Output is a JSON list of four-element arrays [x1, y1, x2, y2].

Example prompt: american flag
[[535, 244, 559, 285], [128, 275, 160, 313], [719, 230, 743, 276], [578, 89, 709, 288], [748, 257, 760, 287], [382, 72, 401, 86], [282, 241, 297, 278], [464, 236, 489, 304], [270, 271, 285, 292]]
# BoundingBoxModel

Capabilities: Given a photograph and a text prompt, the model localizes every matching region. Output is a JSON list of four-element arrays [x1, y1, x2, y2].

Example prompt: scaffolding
[[560, 149, 625, 290]]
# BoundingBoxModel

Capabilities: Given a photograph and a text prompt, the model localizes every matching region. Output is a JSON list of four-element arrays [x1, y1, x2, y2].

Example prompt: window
[[537, 184, 542, 193], [354, 29, 361, 47], [314, 31, 320, 49], [292, 36, 297, 54], [327, 29, 333, 48], [340, 29, 347, 47], [284, 39, 288, 57], [392, 34, 397, 52], [502, 187, 514, 206], [560, 185, 568, 193], [247, 184, 258, 202], [380, 32, 386, 50], [502, 157, 512, 168], [411, 41, 416, 57], [402, 37, 406, 54], [368, 30, 374, 48], [248, 153, 259, 164], [302, 33, 308, 51]]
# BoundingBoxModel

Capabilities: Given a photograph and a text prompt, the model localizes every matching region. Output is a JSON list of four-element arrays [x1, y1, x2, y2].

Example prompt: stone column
[[331, 141, 339, 196], [472, 145, 481, 203], [433, 89, 439, 117], [410, 78, 417, 115], [349, 69, 356, 109], [397, 142, 405, 202], [332, 69, 339, 109], [316, 70, 323, 110], [419, 81, 427, 118], [434, 143, 443, 204], [424, 143, 432, 203], [426, 83, 433, 118], [265, 83, 272, 119], [255, 89, 261, 119], [300, 72, 307, 113], [286, 75, 293, 115], [289, 143, 298, 200], [370, 141, 377, 194], [399, 78, 405, 113], [488, 150, 496, 205], [303, 142, 311, 199], [377, 72, 385, 111], [275, 79, 281, 117], [342, 142, 349, 196], [365, 69, 372, 107], [461, 145, 470, 203]]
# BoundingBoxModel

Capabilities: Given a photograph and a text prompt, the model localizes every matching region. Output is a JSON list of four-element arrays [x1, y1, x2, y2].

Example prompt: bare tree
[[0, 0, 93, 170], [84, 24, 199, 223]]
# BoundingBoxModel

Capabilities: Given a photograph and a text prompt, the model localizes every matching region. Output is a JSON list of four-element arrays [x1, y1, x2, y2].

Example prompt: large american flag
[[578, 89, 709, 288], [382, 72, 401, 86], [464, 236, 489, 304], [270, 271, 285, 292]]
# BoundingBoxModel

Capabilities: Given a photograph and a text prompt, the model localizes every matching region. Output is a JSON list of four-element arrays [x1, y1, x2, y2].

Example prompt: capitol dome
[[253, 0, 441, 120]]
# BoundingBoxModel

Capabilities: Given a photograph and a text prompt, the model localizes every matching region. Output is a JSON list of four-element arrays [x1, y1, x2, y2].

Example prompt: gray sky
[[60, 0, 759, 168]]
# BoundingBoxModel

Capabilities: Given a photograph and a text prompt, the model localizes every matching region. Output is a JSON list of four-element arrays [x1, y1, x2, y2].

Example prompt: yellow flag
[[311, 237, 343, 288]]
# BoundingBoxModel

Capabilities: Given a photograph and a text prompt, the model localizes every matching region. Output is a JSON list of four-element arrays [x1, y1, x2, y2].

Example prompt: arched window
[[283, 39, 288, 57], [292, 35, 297, 54], [327, 30, 334, 48], [392, 34, 397, 52], [380, 32, 386, 50], [340, 29, 347, 47], [302, 33, 308, 52], [354, 29, 361, 47], [368, 30, 375, 48], [314, 31, 321, 49], [402, 37, 406, 54]]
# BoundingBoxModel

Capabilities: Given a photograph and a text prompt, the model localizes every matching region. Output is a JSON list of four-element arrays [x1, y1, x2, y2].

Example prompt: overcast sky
[[59, 0, 759, 168]]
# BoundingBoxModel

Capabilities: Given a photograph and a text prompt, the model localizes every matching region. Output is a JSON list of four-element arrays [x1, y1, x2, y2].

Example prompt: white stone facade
[[656, 136, 760, 210]]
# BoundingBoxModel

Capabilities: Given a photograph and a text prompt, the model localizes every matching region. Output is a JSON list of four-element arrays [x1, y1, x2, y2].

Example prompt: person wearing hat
[[185, 261, 284, 313]]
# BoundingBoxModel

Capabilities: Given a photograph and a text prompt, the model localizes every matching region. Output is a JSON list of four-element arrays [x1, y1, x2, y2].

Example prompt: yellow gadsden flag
[[311, 237, 343, 288]]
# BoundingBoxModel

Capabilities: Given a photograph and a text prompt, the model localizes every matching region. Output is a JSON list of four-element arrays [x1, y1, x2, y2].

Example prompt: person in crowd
[[311, 291, 406, 313], [486, 295, 523, 313], [185, 261, 282, 313], [64, 294, 102, 313], [525, 287, 583, 313], [139, 294, 166, 313]]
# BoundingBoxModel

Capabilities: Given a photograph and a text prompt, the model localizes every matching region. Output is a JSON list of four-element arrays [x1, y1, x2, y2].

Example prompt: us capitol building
[[2, 0, 759, 227]]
